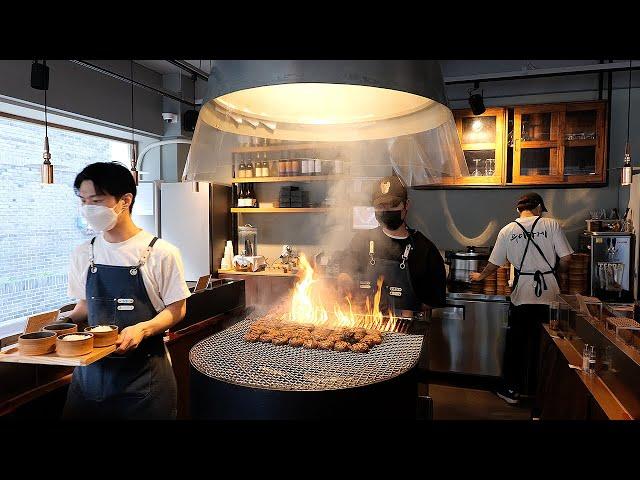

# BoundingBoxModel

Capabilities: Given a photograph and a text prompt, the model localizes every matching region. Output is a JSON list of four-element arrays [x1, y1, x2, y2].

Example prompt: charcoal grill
[[189, 318, 425, 419]]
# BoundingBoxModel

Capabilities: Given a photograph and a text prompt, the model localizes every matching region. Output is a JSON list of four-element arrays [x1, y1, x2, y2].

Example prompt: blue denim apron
[[63, 236, 177, 420]]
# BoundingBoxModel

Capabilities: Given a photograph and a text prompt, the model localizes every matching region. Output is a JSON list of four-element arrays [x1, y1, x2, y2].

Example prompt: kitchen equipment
[[135, 182, 231, 281], [430, 292, 509, 377], [189, 317, 423, 419], [445, 246, 490, 284], [17, 331, 57, 356], [238, 224, 258, 256], [56, 333, 94, 357], [42, 323, 77, 336], [589, 232, 635, 302], [85, 325, 119, 347]]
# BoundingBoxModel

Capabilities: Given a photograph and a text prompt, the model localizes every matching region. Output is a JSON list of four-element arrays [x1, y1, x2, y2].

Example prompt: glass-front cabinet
[[512, 101, 607, 185], [562, 102, 607, 183], [419, 100, 607, 189], [513, 104, 564, 184], [453, 107, 507, 185]]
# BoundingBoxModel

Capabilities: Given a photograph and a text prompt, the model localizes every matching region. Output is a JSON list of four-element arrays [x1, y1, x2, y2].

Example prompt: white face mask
[[81, 202, 124, 232]]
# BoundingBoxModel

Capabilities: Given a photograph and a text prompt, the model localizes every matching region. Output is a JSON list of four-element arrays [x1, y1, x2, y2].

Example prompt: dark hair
[[517, 202, 540, 213], [74, 162, 136, 212]]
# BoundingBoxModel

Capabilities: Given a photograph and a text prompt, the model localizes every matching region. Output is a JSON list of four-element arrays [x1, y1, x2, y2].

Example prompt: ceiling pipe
[[69, 60, 197, 108]]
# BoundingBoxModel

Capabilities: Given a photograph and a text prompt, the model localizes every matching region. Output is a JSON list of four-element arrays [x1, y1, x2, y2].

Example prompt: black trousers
[[502, 303, 549, 396]]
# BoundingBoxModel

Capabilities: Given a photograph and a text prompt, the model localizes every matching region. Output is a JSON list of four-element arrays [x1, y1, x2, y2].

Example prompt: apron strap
[[89, 237, 97, 273], [512, 217, 555, 297], [135, 237, 159, 269]]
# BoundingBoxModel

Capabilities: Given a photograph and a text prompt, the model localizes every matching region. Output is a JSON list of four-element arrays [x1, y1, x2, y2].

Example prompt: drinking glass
[[484, 158, 495, 176], [472, 159, 482, 176], [549, 301, 560, 330]]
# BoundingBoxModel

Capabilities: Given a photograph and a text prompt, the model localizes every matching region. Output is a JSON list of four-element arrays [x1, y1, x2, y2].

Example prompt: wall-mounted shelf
[[231, 142, 342, 153], [231, 207, 333, 213], [233, 175, 347, 183]]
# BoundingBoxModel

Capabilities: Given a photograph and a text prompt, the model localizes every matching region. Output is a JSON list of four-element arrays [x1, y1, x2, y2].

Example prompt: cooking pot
[[446, 246, 490, 283]]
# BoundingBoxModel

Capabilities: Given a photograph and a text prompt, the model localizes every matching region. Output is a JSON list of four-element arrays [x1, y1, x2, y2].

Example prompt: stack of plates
[[496, 264, 510, 296], [568, 253, 589, 294], [483, 271, 497, 296]]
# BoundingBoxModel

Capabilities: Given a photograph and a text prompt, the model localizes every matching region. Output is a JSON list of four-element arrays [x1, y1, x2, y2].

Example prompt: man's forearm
[[138, 300, 186, 339], [64, 300, 88, 323], [476, 262, 500, 281]]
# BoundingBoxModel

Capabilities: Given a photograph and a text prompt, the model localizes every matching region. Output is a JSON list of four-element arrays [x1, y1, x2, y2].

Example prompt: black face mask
[[375, 210, 404, 230]]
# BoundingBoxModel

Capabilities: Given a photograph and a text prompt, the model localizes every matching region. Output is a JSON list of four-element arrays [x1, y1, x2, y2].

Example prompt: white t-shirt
[[68, 230, 191, 313], [489, 216, 574, 306]]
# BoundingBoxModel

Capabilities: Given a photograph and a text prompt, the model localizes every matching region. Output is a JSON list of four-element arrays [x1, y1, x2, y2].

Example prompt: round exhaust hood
[[185, 60, 467, 186]]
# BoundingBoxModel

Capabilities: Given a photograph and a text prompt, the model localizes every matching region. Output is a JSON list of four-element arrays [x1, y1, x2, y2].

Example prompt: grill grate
[[190, 318, 424, 392]]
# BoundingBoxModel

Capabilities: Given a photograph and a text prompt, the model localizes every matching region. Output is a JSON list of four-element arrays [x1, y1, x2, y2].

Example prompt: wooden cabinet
[[513, 101, 607, 185], [418, 100, 608, 189], [453, 107, 507, 186]]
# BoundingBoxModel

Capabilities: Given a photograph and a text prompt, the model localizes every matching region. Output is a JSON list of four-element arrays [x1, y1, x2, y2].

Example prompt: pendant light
[[622, 60, 635, 186], [32, 60, 53, 184], [129, 60, 139, 185]]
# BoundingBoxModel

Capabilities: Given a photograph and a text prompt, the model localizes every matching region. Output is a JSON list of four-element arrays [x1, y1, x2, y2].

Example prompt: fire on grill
[[242, 254, 412, 353]]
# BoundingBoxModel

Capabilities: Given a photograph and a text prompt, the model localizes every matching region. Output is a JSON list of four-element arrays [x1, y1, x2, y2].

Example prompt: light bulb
[[471, 119, 483, 132]]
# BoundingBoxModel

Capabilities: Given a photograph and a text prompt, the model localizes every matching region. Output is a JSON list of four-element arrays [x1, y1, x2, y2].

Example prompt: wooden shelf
[[232, 143, 342, 153], [564, 139, 597, 147], [233, 175, 347, 183], [218, 269, 298, 277], [231, 207, 333, 213], [461, 142, 496, 151]]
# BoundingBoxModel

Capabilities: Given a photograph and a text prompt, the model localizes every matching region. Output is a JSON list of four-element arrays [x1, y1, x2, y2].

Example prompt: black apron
[[511, 217, 556, 299], [357, 229, 430, 369], [63, 236, 177, 420]]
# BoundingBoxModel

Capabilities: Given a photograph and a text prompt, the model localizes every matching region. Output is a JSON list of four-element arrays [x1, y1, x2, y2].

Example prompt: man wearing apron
[[471, 193, 573, 406], [61, 162, 191, 419], [338, 175, 447, 372]]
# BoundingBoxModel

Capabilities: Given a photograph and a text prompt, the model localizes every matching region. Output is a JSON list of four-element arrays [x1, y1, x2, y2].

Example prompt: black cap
[[372, 176, 408, 208], [516, 192, 547, 212]]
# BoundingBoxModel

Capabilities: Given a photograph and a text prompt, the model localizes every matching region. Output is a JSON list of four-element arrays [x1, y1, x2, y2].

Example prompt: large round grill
[[189, 318, 424, 392]]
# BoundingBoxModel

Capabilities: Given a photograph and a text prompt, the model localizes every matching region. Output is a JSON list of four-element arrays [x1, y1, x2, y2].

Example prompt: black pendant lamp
[[32, 60, 53, 184], [129, 60, 139, 185], [621, 60, 635, 186]]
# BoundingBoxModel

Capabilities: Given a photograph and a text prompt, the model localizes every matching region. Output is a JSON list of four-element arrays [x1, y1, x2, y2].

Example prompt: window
[[0, 114, 133, 329]]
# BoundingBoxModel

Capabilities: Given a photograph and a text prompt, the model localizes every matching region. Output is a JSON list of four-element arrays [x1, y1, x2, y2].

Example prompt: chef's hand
[[115, 324, 147, 354], [469, 272, 483, 282]]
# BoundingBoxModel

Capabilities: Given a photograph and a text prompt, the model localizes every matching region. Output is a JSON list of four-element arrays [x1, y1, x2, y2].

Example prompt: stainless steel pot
[[446, 246, 489, 283]]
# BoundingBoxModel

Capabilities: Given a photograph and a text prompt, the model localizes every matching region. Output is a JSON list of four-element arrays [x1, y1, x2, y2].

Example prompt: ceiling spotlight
[[468, 81, 486, 116]]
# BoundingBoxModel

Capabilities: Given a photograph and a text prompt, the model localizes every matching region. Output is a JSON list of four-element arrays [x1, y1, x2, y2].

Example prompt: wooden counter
[[538, 325, 635, 420]]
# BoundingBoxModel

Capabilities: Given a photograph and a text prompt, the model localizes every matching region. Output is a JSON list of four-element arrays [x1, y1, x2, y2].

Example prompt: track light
[[468, 81, 486, 116]]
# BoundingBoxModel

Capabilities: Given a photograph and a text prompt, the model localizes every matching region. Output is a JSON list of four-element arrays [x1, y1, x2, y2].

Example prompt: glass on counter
[[549, 301, 560, 330]]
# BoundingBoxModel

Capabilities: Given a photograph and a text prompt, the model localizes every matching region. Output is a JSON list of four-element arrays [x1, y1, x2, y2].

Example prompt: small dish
[[56, 333, 94, 357], [18, 331, 57, 355], [43, 322, 78, 337], [84, 325, 119, 347]]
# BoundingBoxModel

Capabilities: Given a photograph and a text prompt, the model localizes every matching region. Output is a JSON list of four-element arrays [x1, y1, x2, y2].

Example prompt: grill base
[[190, 363, 419, 420]]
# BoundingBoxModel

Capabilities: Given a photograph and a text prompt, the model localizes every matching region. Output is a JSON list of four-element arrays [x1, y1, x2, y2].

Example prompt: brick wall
[[0, 116, 130, 326]]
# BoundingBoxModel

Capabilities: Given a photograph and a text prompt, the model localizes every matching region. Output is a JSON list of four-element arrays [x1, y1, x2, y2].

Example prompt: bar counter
[[537, 295, 640, 420]]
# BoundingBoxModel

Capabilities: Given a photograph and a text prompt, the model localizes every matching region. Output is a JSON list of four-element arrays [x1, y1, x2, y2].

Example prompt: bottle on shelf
[[261, 153, 269, 178], [246, 154, 254, 178], [238, 154, 246, 178], [271, 158, 279, 177], [286, 151, 294, 177], [278, 152, 287, 177], [292, 156, 301, 176], [247, 183, 258, 208], [314, 156, 322, 176], [236, 183, 245, 207], [301, 158, 309, 176]]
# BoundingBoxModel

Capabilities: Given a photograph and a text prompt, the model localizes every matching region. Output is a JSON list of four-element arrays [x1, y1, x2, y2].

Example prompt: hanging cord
[[43, 60, 48, 138], [627, 59, 632, 145], [130, 60, 135, 143]]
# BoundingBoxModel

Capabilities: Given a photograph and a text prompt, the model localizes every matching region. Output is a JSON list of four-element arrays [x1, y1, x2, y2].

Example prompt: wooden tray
[[0, 344, 116, 366]]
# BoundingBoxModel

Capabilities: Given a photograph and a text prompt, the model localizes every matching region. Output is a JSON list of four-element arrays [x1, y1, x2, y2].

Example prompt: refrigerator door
[[160, 182, 211, 282], [430, 299, 509, 377]]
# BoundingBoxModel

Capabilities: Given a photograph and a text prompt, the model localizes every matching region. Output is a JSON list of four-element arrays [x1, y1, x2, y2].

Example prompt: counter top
[[542, 324, 636, 420], [218, 269, 298, 277]]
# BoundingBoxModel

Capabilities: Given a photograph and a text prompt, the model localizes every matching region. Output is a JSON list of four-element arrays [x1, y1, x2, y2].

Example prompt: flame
[[287, 253, 396, 330]]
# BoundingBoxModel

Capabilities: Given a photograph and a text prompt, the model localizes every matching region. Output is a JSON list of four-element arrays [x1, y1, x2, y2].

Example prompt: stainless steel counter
[[429, 289, 510, 377]]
